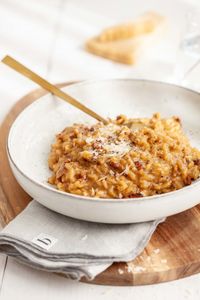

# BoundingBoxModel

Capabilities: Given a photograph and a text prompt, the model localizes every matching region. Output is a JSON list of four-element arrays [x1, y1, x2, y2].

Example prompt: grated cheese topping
[[85, 123, 132, 158]]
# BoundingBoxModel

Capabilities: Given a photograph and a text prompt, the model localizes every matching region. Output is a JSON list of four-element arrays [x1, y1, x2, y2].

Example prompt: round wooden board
[[0, 82, 200, 286]]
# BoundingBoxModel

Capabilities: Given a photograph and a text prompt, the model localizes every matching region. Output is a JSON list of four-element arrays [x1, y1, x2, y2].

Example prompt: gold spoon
[[2, 55, 107, 124]]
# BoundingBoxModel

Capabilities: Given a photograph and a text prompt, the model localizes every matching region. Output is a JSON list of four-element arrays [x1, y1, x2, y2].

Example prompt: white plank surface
[[1, 0, 200, 299], [0, 258, 200, 300], [0, 0, 63, 123]]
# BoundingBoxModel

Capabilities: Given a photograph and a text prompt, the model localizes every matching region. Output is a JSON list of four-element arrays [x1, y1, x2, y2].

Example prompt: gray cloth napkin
[[0, 201, 163, 280]]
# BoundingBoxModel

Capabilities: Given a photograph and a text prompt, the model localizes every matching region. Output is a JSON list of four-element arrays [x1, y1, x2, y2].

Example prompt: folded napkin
[[0, 201, 163, 280]]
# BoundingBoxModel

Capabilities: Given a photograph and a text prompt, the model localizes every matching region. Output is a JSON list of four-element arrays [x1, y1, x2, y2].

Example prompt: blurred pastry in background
[[85, 12, 165, 65]]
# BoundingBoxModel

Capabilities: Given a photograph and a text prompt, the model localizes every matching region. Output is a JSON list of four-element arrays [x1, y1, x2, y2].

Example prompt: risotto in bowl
[[7, 79, 200, 223], [48, 113, 200, 199]]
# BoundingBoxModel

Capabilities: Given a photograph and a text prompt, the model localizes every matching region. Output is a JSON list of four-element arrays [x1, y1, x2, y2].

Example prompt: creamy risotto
[[48, 113, 200, 198]]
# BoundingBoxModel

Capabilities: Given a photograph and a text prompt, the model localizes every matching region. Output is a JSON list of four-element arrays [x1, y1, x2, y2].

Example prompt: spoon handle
[[2, 55, 107, 124]]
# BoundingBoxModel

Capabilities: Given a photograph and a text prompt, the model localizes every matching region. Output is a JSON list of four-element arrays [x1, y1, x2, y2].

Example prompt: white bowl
[[7, 79, 200, 223]]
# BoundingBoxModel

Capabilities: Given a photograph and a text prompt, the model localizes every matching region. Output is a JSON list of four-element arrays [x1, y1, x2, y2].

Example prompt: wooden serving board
[[1, 82, 200, 286]]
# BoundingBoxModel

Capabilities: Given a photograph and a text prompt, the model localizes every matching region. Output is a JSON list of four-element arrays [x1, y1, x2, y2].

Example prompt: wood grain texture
[[0, 83, 66, 226], [0, 83, 200, 286]]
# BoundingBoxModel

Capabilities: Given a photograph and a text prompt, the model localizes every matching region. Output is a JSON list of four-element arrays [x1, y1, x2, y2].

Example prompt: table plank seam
[[46, 0, 66, 78], [0, 256, 8, 297]]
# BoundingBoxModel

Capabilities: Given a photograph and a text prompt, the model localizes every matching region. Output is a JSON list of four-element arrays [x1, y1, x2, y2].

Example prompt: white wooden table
[[1, 0, 200, 299]]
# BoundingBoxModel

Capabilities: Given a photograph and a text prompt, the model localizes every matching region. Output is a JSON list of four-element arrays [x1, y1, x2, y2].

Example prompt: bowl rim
[[7, 78, 200, 204]]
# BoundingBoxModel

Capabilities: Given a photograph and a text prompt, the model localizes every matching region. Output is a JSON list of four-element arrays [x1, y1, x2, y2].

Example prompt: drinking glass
[[174, 8, 200, 88]]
